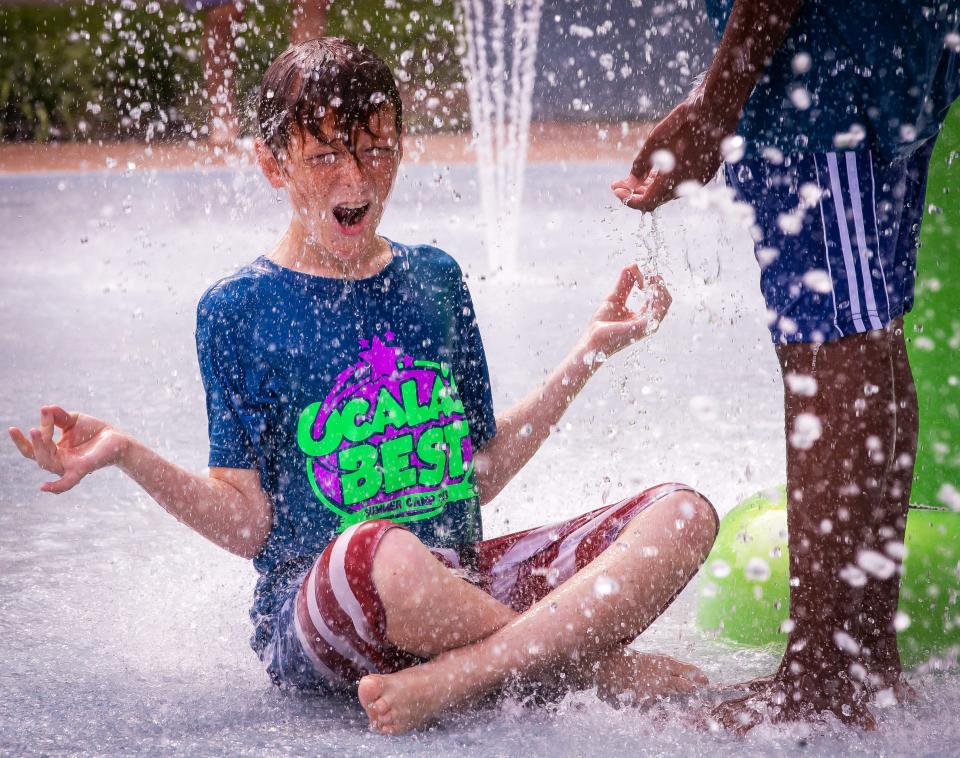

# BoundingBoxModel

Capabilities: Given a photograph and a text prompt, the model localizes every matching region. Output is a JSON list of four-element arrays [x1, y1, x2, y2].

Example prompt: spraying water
[[458, 0, 544, 273]]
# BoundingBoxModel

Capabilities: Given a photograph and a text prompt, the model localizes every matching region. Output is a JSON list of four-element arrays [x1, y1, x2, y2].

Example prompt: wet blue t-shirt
[[195, 242, 496, 654], [705, 0, 960, 161]]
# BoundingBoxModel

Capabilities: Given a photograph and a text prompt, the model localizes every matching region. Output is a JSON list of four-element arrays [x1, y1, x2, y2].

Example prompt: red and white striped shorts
[[262, 482, 702, 691]]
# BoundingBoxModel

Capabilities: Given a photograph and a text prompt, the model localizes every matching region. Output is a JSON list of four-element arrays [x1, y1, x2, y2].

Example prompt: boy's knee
[[659, 489, 718, 555], [371, 527, 432, 604]]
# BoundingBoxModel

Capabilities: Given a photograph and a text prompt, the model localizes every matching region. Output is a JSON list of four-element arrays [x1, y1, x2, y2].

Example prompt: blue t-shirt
[[195, 242, 496, 654], [705, 0, 960, 161]]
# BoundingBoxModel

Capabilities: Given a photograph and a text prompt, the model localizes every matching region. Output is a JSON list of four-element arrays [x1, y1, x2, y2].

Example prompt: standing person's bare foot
[[710, 672, 877, 735]]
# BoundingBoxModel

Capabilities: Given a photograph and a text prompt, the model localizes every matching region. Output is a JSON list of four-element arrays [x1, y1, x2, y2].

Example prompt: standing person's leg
[[200, 1, 243, 145], [290, 0, 331, 43], [853, 323, 917, 693], [847, 142, 930, 693], [714, 325, 907, 731], [777, 327, 901, 723], [715, 146, 933, 732], [359, 487, 717, 733]]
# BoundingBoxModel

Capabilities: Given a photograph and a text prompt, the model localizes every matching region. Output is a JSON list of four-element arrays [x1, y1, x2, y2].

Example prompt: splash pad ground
[[3, 157, 960, 756]]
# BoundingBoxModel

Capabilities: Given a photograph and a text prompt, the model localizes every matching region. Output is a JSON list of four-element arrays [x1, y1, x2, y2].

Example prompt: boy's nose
[[338, 153, 368, 189]]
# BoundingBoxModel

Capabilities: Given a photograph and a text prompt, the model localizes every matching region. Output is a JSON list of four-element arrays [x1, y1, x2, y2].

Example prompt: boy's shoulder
[[196, 257, 276, 324], [197, 257, 274, 327], [394, 240, 464, 280]]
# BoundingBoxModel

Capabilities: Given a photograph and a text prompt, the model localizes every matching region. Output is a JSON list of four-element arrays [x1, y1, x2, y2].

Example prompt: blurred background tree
[[0, 0, 467, 141]]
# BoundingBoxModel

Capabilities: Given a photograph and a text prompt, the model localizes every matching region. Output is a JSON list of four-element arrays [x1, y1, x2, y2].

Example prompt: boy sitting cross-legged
[[9, 38, 718, 735]]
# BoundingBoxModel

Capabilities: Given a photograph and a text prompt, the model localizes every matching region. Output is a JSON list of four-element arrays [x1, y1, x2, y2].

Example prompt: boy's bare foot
[[358, 655, 476, 735], [594, 649, 708, 708]]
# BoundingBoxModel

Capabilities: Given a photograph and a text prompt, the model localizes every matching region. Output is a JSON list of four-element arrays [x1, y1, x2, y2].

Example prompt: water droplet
[[894, 611, 911, 631], [802, 269, 832, 294], [937, 483, 960, 511], [745, 557, 770, 582], [651, 149, 676, 173], [710, 560, 731, 579], [789, 413, 822, 450], [839, 564, 868, 587], [792, 52, 812, 74], [874, 688, 898, 708], [833, 629, 861, 655], [857, 549, 897, 580], [593, 575, 619, 598]]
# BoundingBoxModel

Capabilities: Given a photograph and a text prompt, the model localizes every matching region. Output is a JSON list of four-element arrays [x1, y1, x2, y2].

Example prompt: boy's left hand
[[585, 264, 671, 360]]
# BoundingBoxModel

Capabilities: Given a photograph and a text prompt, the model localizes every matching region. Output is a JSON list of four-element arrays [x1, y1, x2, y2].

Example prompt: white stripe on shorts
[[812, 155, 842, 336], [328, 523, 378, 647], [868, 156, 893, 319], [293, 602, 346, 686], [844, 152, 884, 329], [826, 152, 868, 332], [304, 560, 378, 673]]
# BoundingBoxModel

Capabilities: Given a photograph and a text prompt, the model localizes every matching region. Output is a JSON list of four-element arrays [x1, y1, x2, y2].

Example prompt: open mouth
[[332, 203, 370, 228]]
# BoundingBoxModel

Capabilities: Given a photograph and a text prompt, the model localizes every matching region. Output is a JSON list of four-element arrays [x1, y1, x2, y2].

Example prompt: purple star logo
[[358, 334, 402, 378]]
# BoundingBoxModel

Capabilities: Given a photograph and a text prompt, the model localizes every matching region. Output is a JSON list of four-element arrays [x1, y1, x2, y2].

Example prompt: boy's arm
[[473, 265, 670, 504], [9, 406, 271, 559], [612, 0, 803, 211]]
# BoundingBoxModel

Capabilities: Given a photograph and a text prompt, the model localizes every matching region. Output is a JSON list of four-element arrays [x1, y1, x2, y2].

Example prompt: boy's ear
[[255, 139, 285, 189]]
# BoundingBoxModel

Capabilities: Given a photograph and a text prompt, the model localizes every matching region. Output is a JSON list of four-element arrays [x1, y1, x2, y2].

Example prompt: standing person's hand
[[611, 91, 737, 212], [612, 0, 802, 214], [9, 406, 129, 494], [584, 264, 672, 359]]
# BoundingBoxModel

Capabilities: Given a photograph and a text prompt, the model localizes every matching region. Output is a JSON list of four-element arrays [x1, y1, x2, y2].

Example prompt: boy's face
[[260, 106, 401, 265]]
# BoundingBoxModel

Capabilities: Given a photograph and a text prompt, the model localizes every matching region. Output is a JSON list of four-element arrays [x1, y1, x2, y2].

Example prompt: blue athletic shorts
[[725, 141, 935, 344]]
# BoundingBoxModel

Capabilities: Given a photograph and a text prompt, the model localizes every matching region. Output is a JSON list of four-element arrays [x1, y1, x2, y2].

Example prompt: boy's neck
[[269, 225, 393, 280]]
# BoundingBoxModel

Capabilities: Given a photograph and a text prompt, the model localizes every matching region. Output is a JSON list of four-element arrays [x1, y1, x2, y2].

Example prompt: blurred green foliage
[[0, 0, 467, 142]]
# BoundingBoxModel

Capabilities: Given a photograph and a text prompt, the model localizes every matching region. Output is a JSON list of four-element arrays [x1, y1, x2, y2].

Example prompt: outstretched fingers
[[10, 405, 83, 493], [29, 426, 63, 475], [8, 426, 35, 460]]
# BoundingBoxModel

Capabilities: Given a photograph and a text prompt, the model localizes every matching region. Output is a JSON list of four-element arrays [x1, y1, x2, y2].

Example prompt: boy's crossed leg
[[360, 486, 717, 733], [273, 484, 717, 732]]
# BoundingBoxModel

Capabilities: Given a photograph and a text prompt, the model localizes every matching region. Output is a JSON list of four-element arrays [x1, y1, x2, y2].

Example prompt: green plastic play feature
[[697, 487, 960, 667], [907, 102, 960, 508]]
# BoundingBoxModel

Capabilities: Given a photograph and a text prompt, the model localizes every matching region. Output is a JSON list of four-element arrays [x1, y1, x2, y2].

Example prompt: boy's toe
[[358, 675, 386, 708]]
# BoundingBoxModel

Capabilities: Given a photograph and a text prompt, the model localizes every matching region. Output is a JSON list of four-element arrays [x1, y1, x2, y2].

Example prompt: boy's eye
[[364, 146, 396, 160], [309, 153, 338, 165]]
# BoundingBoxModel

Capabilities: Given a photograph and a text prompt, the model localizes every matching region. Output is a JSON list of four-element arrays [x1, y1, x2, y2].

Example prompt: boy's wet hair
[[257, 37, 403, 156]]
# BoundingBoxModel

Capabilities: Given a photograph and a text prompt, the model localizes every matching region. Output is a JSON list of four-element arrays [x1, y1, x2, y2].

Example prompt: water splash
[[635, 211, 665, 276], [458, 0, 544, 273]]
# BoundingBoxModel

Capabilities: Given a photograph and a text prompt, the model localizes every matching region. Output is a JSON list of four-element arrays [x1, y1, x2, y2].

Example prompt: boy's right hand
[[9, 406, 129, 494]]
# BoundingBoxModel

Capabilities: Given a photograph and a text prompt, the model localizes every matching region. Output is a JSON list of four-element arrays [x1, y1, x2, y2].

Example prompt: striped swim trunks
[[260, 482, 702, 692], [725, 141, 936, 344]]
